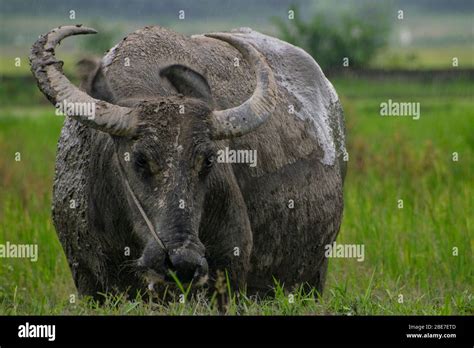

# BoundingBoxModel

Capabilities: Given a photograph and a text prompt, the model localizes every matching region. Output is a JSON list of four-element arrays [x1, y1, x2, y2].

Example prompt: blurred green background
[[0, 0, 472, 314]]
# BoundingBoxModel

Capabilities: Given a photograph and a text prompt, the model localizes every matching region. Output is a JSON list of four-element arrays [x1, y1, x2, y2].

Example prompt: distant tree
[[272, 4, 391, 70]]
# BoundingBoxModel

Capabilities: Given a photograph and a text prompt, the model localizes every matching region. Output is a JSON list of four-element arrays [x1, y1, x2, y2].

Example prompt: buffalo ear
[[160, 64, 213, 105]]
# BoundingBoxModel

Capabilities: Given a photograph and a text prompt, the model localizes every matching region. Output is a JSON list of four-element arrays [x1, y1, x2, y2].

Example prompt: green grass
[[0, 77, 472, 315], [372, 45, 474, 69]]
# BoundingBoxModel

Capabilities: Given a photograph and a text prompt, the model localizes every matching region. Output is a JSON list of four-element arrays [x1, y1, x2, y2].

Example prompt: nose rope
[[115, 152, 167, 251]]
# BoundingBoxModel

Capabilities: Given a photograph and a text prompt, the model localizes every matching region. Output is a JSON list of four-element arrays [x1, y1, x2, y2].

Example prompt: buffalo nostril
[[194, 257, 208, 277], [168, 252, 208, 284]]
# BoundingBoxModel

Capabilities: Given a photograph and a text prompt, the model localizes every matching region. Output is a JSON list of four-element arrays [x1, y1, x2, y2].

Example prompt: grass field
[[0, 76, 472, 315]]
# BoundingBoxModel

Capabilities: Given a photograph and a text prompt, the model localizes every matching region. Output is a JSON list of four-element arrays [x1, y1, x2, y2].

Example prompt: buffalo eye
[[205, 154, 215, 168], [198, 152, 215, 177], [133, 152, 151, 175]]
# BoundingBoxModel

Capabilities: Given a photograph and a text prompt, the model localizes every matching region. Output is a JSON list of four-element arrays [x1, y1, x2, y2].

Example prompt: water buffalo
[[30, 24, 346, 298]]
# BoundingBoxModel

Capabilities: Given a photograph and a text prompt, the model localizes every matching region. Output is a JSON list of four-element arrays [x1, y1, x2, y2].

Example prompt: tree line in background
[[272, 4, 391, 70], [2, 0, 472, 19], [2, 0, 471, 70], [83, 3, 393, 70]]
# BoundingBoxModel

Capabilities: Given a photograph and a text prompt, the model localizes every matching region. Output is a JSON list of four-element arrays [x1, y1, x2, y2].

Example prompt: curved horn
[[204, 33, 277, 140], [29, 25, 137, 136]]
